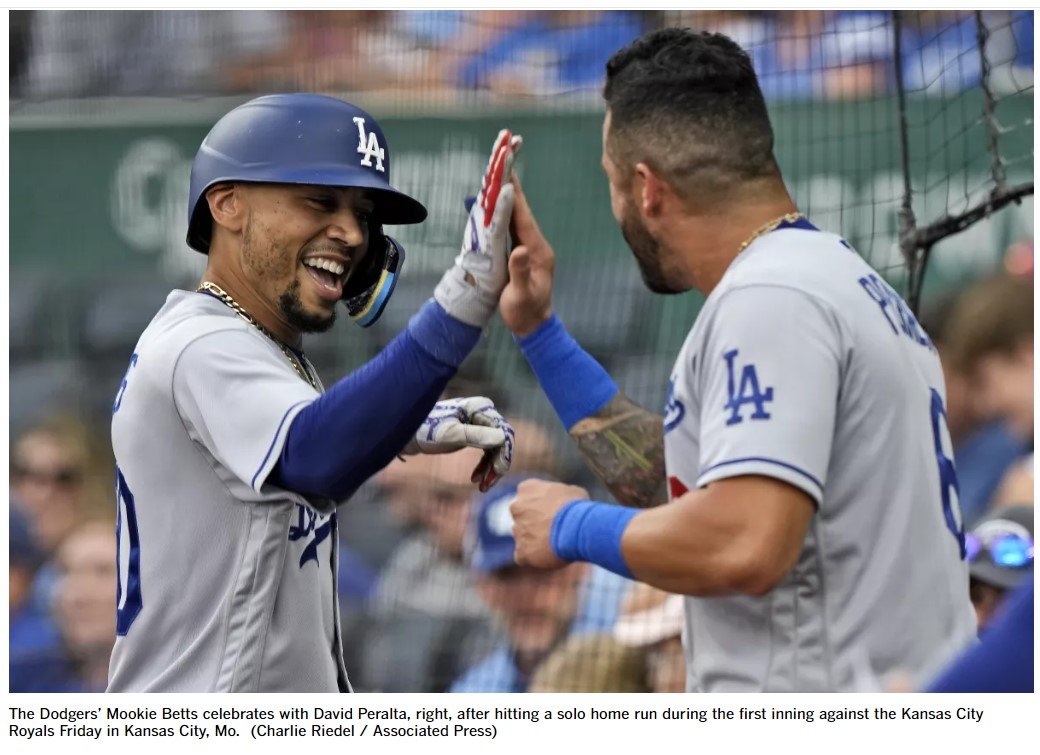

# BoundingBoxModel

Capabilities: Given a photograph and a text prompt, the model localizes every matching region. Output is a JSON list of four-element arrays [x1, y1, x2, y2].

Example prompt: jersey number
[[929, 389, 965, 558], [116, 467, 143, 635]]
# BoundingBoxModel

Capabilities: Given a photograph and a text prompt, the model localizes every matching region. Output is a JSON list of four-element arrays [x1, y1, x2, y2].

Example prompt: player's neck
[[673, 195, 800, 296], [198, 266, 303, 349]]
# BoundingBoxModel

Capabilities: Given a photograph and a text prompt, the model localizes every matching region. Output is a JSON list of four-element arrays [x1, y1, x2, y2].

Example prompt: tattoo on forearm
[[569, 392, 668, 508]]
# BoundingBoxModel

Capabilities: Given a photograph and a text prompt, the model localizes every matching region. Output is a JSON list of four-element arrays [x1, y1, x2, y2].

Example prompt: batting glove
[[434, 129, 523, 328], [402, 397, 515, 492]]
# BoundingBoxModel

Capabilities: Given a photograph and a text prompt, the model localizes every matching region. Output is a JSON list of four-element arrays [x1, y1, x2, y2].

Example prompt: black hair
[[603, 28, 779, 198]]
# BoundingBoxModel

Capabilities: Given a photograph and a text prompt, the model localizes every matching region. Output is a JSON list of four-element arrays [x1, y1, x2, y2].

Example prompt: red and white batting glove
[[434, 129, 523, 328]]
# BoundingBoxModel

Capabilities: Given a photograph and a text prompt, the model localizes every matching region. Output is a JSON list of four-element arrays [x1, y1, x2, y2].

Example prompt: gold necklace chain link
[[736, 211, 803, 255], [196, 281, 318, 391]]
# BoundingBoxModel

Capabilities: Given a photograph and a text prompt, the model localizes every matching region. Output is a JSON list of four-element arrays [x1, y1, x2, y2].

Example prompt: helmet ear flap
[[342, 224, 405, 328]]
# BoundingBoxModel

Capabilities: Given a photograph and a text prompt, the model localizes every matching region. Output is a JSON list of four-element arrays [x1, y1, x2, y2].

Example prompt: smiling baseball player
[[503, 30, 976, 691], [108, 94, 520, 692]]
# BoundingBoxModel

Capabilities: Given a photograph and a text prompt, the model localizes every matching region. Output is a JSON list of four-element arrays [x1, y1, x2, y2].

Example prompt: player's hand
[[402, 397, 515, 492], [510, 478, 588, 569], [499, 176, 556, 337], [434, 129, 523, 328]]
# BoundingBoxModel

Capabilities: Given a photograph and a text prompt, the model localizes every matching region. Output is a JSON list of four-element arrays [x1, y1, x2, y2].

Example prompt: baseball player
[[108, 94, 521, 692], [505, 29, 977, 691]]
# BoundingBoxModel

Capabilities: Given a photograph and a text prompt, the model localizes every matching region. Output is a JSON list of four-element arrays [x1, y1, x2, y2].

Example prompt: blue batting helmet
[[186, 93, 427, 327]]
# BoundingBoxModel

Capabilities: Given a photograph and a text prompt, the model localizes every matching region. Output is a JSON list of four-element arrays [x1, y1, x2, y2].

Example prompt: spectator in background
[[530, 582, 686, 693], [529, 634, 647, 692], [10, 518, 117, 692], [23, 10, 286, 98], [356, 447, 496, 691], [900, 11, 982, 95], [11, 414, 113, 563], [943, 274, 1033, 524], [965, 505, 1034, 633], [992, 454, 1034, 509], [11, 413, 114, 662], [926, 576, 1033, 693], [456, 10, 644, 96], [9, 510, 61, 660], [223, 10, 388, 93], [355, 418, 563, 692], [613, 583, 686, 693], [450, 474, 626, 692]]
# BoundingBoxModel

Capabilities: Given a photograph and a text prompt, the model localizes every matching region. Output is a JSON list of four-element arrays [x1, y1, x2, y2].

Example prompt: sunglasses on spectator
[[12, 464, 83, 487], [965, 533, 1034, 568]]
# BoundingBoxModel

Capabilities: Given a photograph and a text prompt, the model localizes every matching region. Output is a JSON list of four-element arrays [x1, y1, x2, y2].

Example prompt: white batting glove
[[434, 129, 523, 328], [402, 397, 515, 492]]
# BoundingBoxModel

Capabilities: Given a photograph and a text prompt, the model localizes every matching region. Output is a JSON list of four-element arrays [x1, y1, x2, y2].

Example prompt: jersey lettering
[[113, 353, 139, 413], [288, 504, 334, 568], [663, 378, 686, 432], [116, 467, 144, 635], [352, 117, 385, 172], [858, 274, 933, 349], [723, 349, 774, 426]]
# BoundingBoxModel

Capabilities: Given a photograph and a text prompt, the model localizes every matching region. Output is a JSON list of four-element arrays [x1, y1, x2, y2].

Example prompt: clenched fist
[[509, 478, 589, 569]]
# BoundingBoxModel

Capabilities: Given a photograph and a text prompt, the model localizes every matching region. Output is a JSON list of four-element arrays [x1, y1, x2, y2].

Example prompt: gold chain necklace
[[736, 211, 802, 255], [196, 281, 318, 390]]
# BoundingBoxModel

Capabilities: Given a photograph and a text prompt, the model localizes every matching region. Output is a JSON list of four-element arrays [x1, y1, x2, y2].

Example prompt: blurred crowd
[[6, 6, 1034, 696], [9, 259, 1033, 693], [9, 9, 1033, 102]]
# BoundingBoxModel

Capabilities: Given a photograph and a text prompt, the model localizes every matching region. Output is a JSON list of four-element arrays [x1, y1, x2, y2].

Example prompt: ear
[[205, 183, 245, 236], [634, 162, 667, 218]]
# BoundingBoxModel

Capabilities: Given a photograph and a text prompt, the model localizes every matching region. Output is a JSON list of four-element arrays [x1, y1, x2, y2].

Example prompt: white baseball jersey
[[663, 220, 976, 692], [108, 290, 351, 692]]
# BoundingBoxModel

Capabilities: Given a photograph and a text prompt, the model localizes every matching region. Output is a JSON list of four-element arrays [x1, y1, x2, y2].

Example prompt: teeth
[[304, 258, 346, 277]]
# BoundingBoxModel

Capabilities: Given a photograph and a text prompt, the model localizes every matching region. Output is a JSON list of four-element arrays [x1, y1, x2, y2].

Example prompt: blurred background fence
[[8, 10, 1034, 693]]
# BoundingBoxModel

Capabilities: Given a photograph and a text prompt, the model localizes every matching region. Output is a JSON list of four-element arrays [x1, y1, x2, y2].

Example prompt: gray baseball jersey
[[663, 220, 976, 692], [108, 290, 351, 692]]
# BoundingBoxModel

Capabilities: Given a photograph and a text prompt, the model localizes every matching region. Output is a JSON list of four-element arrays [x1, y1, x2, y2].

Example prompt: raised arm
[[273, 131, 523, 500], [500, 177, 667, 508]]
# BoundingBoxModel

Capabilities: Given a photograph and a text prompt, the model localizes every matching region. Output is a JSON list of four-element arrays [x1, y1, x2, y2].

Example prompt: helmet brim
[[186, 169, 427, 253]]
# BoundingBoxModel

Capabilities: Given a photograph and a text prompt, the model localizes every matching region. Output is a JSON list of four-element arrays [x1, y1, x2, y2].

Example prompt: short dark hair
[[945, 273, 1034, 373], [603, 28, 779, 199]]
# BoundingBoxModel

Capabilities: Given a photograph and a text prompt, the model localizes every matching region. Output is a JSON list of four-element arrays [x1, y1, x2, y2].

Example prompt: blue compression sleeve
[[515, 315, 619, 430], [271, 300, 480, 500], [550, 499, 637, 579]]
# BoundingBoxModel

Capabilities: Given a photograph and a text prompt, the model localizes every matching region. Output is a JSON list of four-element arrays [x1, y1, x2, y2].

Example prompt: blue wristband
[[515, 315, 619, 430], [549, 499, 637, 580]]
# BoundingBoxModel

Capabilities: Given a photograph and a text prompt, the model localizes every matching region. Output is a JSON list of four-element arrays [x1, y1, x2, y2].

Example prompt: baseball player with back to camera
[[108, 93, 522, 692], [504, 29, 976, 691]]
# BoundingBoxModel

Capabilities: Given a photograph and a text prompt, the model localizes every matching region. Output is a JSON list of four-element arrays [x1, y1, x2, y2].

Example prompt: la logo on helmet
[[352, 116, 385, 173]]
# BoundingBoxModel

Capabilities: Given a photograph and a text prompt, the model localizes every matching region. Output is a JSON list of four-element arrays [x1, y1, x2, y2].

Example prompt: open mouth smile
[[302, 255, 349, 300]]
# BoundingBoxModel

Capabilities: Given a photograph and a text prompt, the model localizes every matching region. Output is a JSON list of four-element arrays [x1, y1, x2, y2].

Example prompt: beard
[[279, 278, 336, 334], [619, 202, 686, 295], [242, 214, 336, 335]]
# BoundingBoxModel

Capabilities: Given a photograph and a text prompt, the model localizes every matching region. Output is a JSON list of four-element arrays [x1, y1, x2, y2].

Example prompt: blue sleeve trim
[[515, 315, 619, 430], [698, 456, 823, 491], [550, 499, 636, 580], [407, 299, 481, 368], [252, 399, 311, 490]]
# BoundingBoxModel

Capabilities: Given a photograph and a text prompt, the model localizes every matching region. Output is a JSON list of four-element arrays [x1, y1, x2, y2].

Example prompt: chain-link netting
[[9, 10, 1033, 694]]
